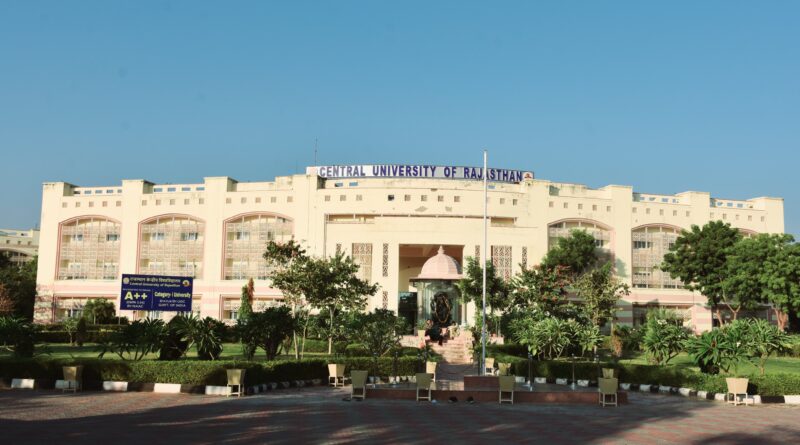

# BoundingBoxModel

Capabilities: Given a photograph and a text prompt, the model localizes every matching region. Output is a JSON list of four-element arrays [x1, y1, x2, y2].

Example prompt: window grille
[[58, 217, 121, 280], [223, 214, 292, 280], [491, 245, 512, 281], [352, 243, 373, 281]]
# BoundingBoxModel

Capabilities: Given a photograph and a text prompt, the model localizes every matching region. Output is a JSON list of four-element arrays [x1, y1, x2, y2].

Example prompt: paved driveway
[[1, 387, 799, 444]]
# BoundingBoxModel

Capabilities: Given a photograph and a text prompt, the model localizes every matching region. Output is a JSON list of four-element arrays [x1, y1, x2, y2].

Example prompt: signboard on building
[[308, 165, 534, 184], [119, 274, 193, 311]]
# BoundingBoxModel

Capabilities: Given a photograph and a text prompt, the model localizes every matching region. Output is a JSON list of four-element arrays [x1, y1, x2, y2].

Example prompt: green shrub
[[0, 357, 329, 386]]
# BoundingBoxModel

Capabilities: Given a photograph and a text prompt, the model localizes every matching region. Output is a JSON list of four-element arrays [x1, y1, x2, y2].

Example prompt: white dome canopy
[[413, 246, 463, 281]]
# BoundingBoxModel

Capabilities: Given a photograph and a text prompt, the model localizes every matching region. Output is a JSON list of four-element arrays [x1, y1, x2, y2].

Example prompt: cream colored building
[[1, 228, 39, 266], [34, 165, 784, 331]]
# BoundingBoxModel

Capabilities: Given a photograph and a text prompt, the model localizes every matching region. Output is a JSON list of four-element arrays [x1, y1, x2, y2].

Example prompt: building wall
[[0, 228, 39, 266], [34, 170, 785, 331]]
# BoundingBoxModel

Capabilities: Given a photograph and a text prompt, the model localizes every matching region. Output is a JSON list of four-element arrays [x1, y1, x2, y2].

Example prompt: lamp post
[[524, 350, 533, 391], [570, 354, 577, 391]]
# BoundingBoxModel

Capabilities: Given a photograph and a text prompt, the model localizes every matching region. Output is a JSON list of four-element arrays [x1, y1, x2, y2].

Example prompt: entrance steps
[[429, 333, 473, 364]]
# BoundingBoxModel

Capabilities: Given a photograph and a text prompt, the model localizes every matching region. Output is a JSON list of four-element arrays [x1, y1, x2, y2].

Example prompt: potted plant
[[416, 319, 428, 339]]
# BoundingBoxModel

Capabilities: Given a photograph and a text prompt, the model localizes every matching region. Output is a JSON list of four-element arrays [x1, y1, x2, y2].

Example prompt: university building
[[34, 165, 784, 331], [0, 228, 39, 267]]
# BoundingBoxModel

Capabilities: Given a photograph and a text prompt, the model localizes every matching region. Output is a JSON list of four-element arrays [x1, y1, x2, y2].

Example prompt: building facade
[[1, 228, 39, 267], [34, 165, 785, 331]]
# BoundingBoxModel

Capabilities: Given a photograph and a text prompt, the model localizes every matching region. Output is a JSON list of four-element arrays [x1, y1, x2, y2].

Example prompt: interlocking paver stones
[[1, 388, 799, 444]]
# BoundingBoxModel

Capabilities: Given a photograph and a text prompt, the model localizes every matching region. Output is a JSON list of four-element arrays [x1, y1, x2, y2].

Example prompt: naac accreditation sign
[[120, 274, 193, 312]]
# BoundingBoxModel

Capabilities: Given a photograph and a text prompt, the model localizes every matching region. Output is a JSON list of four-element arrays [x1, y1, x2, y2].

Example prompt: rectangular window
[[154, 188, 163, 192], [388, 195, 395, 201], [287, 197, 293, 203], [196, 187, 205, 191], [491, 245, 513, 281], [199, 198, 204, 204], [659, 209, 664, 216], [549, 201, 554, 208], [633, 241, 652, 249], [184, 199, 190, 205], [404, 195, 411, 201], [181, 232, 199, 241], [241, 197, 247, 204], [88, 202, 94, 207], [102, 201, 107, 207], [577, 203, 582, 210], [421, 195, 428, 202], [339, 195, 346, 201], [513, 199, 518, 206], [356, 195, 363, 201], [106, 234, 119, 242], [270, 197, 277, 203], [349, 182, 358, 187], [334, 182, 343, 188], [235, 231, 250, 241], [633, 207, 638, 214], [454, 196, 461, 203], [142, 200, 147, 206], [182, 187, 191, 192], [62, 202, 67, 208], [151, 232, 166, 241], [500, 198, 506, 205], [606, 206, 611, 212], [438, 195, 444, 202], [255, 197, 261, 203], [71, 234, 84, 242], [351, 243, 373, 281], [169, 199, 175, 205], [563, 202, 568, 209], [325, 195, 330, 202], [226, 198, 232, 204]]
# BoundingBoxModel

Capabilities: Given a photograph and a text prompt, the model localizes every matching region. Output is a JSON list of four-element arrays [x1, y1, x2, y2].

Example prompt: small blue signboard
[[120, 274, 193, 311]]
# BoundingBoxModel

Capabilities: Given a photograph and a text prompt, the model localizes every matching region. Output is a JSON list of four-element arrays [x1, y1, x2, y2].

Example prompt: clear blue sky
[[1, 1, 798, 236]]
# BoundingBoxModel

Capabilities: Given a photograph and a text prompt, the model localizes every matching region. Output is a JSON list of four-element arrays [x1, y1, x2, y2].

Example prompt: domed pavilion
[[411, 246, 464, 327]]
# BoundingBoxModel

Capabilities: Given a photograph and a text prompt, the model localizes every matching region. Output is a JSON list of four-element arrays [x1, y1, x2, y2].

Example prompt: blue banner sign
[[120, 274, 193, 311], [308, 165, 534, 184]]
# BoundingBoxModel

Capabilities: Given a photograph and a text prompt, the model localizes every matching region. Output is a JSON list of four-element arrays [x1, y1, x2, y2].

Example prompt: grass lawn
[[617, 351, 800, 375], [0, 343, 332, 361]]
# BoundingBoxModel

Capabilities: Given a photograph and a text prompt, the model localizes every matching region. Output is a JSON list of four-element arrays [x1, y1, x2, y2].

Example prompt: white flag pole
[[481, 149, 488, 376]]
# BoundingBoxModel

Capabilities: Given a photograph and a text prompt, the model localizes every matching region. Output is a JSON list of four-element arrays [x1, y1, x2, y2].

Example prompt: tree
[[264, 240, 309, 359], [0, 255, 37, 320], [457, 256, 509, 336], [641, 309, 690, 365], [541, 229, 599, 276], [238, 278, 254, 321], [63, 316, 80, 345], [508, 264, 571, 313], [574, 262, 630, 329], [759, 236, 800, 332], [354, 309, 408, 357], [246, 307, 295, 360], [82, 299, 117, 324], [662, 221, 741, 325], [301, 252, 378, 354]]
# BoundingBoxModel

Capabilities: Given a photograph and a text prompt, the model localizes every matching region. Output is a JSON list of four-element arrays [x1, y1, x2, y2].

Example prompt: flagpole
[[481, 149, 488, 376]]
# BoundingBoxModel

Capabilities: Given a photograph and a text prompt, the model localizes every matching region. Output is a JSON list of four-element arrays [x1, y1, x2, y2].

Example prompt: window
[[673, 210, 677, 216], [270, 197, 277, 203], [686, 211, 690, 217], [106, 234, 120, 242], [226, 198, 232, 204], [287, 197, 293, 203], [722, 214, 727, 220], [594, 239, 605, 248], [349, 182, 359, 187], [339, 195, 346, 201], [235, 231, 250, 241], [404, 195, 411, 201], [549, 201, 554, 208], [107, 189, 114, 194], [182, 187, 191, 192], [388, 195, 395, 201], [438, 195, 444, 202], [325, 195, 330, 202], [58, 217, 121, 280], [184, 199, 190, 205], [351, 243, 373, 281], [62, 202, 67, 208], [198, 198, 204, 204], [167, 187, 176, 192], [513, 199, 518, 206], [142, 200, 147, 206], [356, 195, 363, 201], [563, 202, 568, 209], [748, 215, 752, 222], [500, 198, 506, 205], [151, 232, 166, 241], [196, 187, 205, 191], [169, 199, 175, 205], [75, 202, 81, 208], [592, 205, 597, 211], [334, 182, 343, 188], [181, 232, 199, 241], [633, 207, 638, 214], [102, 201, 107, 207], [454, 196, 461, 203], [255, 197, 261, 203], [71, 234, 84, 242], [241, 197, 247, 204], [659, 209, 664, 216], [155, 200, 161, 205], [154, 188, 163, 192], [645, 208, 650, 215], [577, 203, 582, 210], [606, 206, 611, 212], [633, 241, 652, 249]]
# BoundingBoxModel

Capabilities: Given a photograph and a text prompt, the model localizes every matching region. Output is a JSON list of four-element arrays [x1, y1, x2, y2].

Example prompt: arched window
[[548, 219, 612, 250], [58, 216, 121, 280], [631, 225, 683, 289], [223, 213, 293, 280], [139, 215, 205, 278]]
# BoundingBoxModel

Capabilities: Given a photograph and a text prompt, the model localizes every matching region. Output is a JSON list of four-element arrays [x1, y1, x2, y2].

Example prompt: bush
[[0, 316, 37, 357], [642, 310, 689, 365], [344, 343, 370, 357], [0, 357, 330, 387]]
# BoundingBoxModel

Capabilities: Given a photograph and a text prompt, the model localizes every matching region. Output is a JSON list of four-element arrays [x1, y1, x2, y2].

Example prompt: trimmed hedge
[[0, 355, 425, 387], [487, 351, 800, 396]]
